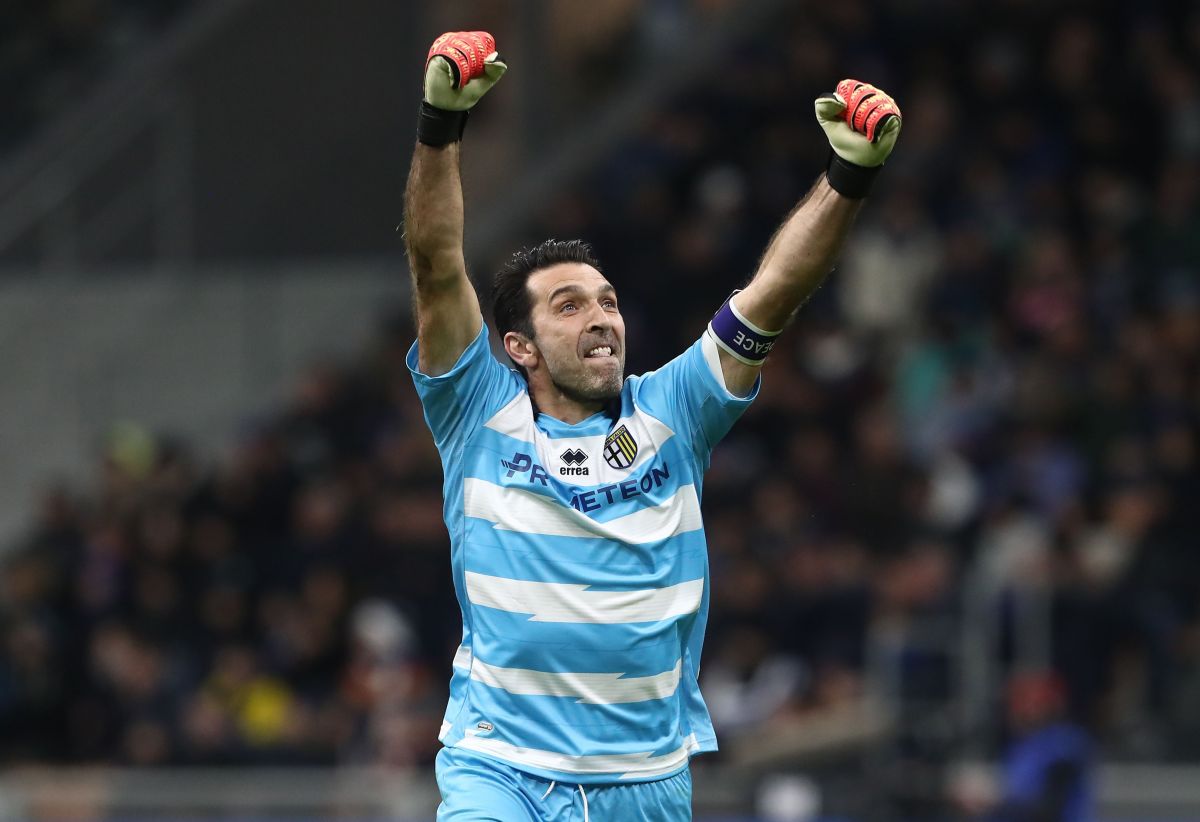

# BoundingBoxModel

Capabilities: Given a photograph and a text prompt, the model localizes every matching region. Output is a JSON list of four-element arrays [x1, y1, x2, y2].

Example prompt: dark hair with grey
[[491, 238, 603, 344]]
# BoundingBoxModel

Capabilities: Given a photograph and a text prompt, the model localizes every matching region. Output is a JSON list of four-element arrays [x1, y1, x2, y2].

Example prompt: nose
[[585, 301, 611, 332]]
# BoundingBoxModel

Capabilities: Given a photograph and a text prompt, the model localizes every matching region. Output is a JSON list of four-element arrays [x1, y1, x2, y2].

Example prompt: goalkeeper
[[404, 30, 901, 821]]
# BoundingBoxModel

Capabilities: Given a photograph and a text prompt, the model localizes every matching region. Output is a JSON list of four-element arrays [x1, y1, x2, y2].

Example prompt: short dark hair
[[491, 239, 603, 341]]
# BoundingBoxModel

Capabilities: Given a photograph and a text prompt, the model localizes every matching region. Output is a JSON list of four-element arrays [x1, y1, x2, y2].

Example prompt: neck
[[529, 382, 606, 424]]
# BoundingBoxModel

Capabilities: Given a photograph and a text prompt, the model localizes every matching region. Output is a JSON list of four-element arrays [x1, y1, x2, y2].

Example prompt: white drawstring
[[538, 780, 588, 821]]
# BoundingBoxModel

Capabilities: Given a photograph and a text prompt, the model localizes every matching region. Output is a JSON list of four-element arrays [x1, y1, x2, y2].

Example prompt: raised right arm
[[403, 31, 506, 377], [404, 142, 482, 377]]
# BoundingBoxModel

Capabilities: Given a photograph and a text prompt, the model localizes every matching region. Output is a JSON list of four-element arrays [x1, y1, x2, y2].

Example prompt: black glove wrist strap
[[825, 152, 881, 199], [417, 101, 469, 146]]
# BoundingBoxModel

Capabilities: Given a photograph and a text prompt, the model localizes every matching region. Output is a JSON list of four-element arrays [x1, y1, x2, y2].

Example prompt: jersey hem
[[442, 738, 713, 785]]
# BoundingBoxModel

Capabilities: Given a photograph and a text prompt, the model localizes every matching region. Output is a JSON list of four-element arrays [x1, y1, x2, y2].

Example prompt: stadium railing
[[1, 764, 1198, 820]]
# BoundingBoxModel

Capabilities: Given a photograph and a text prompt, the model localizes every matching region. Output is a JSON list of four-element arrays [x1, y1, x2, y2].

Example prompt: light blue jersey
[[408, 325, 757, 784]]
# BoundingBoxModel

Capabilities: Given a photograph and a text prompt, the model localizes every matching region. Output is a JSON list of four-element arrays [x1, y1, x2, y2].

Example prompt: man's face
[[525, 263, 626, 402]]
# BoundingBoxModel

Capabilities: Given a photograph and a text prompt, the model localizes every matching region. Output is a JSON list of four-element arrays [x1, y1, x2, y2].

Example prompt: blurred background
[[1, 0, 1198, 820]]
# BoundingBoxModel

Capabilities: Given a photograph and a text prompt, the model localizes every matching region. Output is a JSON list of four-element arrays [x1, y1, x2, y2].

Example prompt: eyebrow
[[546, 283, 617, 304]]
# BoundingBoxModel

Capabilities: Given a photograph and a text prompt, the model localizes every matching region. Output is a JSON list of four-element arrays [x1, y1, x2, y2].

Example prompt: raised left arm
[[715, 80, 901, 396]]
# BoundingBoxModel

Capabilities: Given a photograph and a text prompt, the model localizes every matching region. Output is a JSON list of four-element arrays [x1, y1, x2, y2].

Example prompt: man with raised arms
[[403, 30, 901, 821]]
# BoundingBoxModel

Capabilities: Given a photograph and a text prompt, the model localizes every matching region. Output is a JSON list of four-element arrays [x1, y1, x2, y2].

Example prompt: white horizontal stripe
[[482, 394, 678, 486], [471, 659, 682, 704], [456, 733, 699, 780], [463, 479, 703, 545], [466, 572, 704, 624], [541, 408, 678, 483], [452, 644, 472, 672]]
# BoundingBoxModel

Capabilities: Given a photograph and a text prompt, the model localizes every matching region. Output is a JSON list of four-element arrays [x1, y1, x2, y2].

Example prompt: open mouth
[[584, 345, 614, 359]]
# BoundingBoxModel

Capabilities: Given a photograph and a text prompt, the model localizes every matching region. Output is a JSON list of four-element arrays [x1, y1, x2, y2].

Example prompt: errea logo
[[559, 448, 589, 476]]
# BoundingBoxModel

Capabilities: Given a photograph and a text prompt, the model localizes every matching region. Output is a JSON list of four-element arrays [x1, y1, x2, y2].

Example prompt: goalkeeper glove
[[417, 31, 507, 146], [814, 79, 902, 198]]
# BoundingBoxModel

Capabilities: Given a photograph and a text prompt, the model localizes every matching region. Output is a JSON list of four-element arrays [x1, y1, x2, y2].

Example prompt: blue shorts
[[435, 746, 693, 821]]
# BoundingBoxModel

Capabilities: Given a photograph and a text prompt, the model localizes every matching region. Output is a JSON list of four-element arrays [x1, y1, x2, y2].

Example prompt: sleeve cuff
[[406, 323, 490, 385]]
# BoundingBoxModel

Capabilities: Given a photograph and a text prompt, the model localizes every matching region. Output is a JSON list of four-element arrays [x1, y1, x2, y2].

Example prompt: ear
[[503, 330, 539, 370]]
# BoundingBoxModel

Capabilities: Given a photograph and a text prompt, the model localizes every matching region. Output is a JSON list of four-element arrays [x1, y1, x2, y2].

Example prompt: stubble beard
[[551, 358, 625, 404]]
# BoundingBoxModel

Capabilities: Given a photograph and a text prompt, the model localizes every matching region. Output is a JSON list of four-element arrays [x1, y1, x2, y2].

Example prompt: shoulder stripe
[[470, 658, 682, 704], [465, 572, 704, 624], [463, 478, 702, 543], [483, 392, 534, 438], [456, 733, 700, 780]]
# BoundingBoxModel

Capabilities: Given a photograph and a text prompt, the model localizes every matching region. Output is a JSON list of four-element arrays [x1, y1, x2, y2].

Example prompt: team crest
[[603, 425, 638, 469]]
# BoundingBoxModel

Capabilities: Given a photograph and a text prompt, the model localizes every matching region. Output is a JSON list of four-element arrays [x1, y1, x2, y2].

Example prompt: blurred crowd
[[0, 3, 1197, 810], [531, 0, 1200, 772], [0, 0, 193, 154]]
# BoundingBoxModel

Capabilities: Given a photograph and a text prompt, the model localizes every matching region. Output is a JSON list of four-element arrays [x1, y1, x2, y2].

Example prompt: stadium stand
[[0, 0, 194, 154]]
